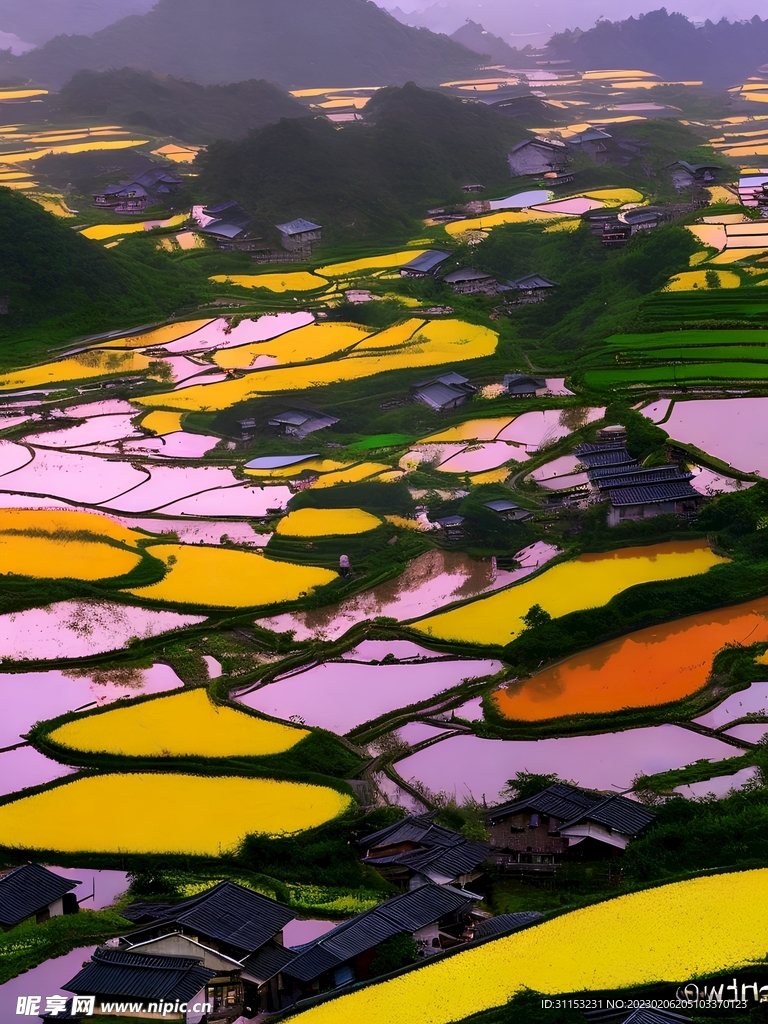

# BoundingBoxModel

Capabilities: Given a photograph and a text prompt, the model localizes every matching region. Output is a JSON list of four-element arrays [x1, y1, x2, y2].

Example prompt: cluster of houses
[[566, 425, 701, 525], [2, 781, 656, 1022], [92, 167, 183, 214], [191, 204, 323, 256], [398, 250, 557, 303]]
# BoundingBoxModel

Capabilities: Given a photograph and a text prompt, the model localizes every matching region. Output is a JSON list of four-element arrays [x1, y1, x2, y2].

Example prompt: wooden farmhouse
[[503, 373, 548, 398], [0, 864, 80, 930], [442, 268, 499, 296], [399, 250, 452, 278], [508, 138, 569, 177], [486, 783, 655, 872], [276, 218, 322, 252], [412, 372, 477, 412]]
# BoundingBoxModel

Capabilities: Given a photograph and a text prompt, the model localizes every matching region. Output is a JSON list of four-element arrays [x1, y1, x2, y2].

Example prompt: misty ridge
[[1, 0, 768, 91]]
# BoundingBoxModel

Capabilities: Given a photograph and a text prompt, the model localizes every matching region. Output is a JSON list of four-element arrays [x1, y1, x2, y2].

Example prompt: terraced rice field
[[81, 214, 187, 241], [142, 411, 183, 435], [210, 272, 328, 292], [0, 350, 155, 390], [213, 322, 370, 368], [414, 540, 727, 646], [289, 870, 768, 1024], [127, 544, 337, 607], [318, 251, 427, 276], [49, 688, 308, 758], [276, 507, 382, 536], [0, 774, 353, 855], [494, 597, 768, 721]]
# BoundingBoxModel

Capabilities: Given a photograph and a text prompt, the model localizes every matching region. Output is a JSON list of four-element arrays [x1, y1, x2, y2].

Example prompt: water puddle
[[0, 746, 77, 796], [0, 946, 97, 1018]]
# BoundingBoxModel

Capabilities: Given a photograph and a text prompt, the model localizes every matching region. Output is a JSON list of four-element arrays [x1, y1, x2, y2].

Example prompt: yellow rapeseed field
[[354, 319, 426, 350], [0, 349, 155, 390], [127, 544, 337, 607], [0, 509, 142, 581], [309, 462, 390, 488], [584, 188, 645, 205], [210, 272, 328, 293], [419, 417, 514, 443], [213, 322, 370, 369], [136, 320, 498, 412], [665, 270, 740, 291], [49, 688, 308, 758], [81, 214, 187, 241], [414, 540, 727, 645], [95, 320, 213, 350], [142, 410, 183, 435], [470, 468, 510, 485], [289, 869, 768, 1024], [0, 774, 353, 855], [318, 251, 427, 277], [445, 210, 564, 236], [276, 507, 382, 537], [244, 458, 348, 479]]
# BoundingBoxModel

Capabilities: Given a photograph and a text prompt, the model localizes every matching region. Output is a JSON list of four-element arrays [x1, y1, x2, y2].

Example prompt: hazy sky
[[378, 0, 767, 45]]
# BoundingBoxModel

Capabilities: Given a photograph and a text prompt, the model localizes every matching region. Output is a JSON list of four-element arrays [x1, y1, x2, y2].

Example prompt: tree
[[500, 771, 576, 802], [369, 933, 420, 977], [522, 604, 552, 630]]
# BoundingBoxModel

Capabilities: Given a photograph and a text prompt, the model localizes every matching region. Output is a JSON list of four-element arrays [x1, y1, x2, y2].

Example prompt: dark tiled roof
[[509, 274, 557, 289], [561, 794, 655, 835], [596, 466, 691, 490], [0, 864, 79, 928], [574, 441, 629, 455], [361, 813, 452, 851], [123, 881, 295, 956], [401, 250, 452, 274], [578, 449, 636, 469], [276, 218, 322, 234], [284, 884, 476, 983], [64, 948, 215, 1003], [241, 942, 297, 984], [608, 481, 700, 507], [486, 783, 602, 824], [473, 912, 542, 940], [504, 373, 546, 388]]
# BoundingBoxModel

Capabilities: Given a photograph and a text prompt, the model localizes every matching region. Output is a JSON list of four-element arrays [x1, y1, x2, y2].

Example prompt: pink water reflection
[[0, 746, 77, 796], [121, 432, 220, 459], [0, 448, 147, 504], [0, 664, 184, 746], [497, 408, 605, 450], [102, 465, 245, 513], [394, 726, 744, 801], [0, 946, 97, 1018], [0, 440, 33, 476], [257, 543, 559, 641], [694, 682, 768, 728], [675, 766, 758, 799], [26, 415, 141, 449], [0, 601, 204, 660], [159, 313, 315, 354], [725, 724, 768, 743], [529, 455, 582, 481], [106, 516, 270, 546], [646, 398, 768, 475], [397, 722, 452, 746], [45, 867, 129, 910], [234, 658, 502, 734], [156, 484, 291, 518], [438, 441, 527, 473], [341, 641, 448, 662]]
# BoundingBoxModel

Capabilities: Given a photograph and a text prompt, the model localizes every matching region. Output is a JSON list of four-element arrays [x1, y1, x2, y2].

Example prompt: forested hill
[[196, 83, 528, 242], [49, 69, 307, 143], [0, 0, 483, 90], [547, 9, 768, 89]]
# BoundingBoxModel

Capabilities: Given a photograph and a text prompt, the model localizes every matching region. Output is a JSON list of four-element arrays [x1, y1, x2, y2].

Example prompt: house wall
[[607, 500, 677, 527], [508, 146, 566, 176], [487, 810, 567, 855]]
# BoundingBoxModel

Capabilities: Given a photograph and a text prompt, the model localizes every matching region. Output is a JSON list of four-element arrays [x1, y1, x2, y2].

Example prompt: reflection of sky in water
[[0, 665, 184, 746], [257, 543, 558, 641], [0, 946, 97, 1019], [45, 867, 129, 910], [724, 723, 768, 743], [0, 746, 76, 796], [235, 658, 502, 734], [394, 726, 745, 802], [397, 722, 452, 746], [695, 682, 768, 728], [675, 766, 758, 799], [341, 640, 449, 662], [648, 398, 768, 476]]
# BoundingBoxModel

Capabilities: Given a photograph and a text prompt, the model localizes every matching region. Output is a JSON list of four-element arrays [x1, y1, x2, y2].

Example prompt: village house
[[483, 498, 532, 522], [486, 783, 655, 871], [505, 274, 557, 305], [359, 813, 488, 891], [116, 881, 297, 1017], [433, 514, 467, 541], [93, 167, 182, 213], [268, 409, 339, 439], [569, 127, 612, 163], [276, 218, 322, 252], [508, 137, 569, 177], [461, 183, 486, 193], [503, 373, 548, 398], [412, 372, 477, 413], [473, 912, 543, 940], [63, 949, 215, 1023], [442, 268, 499, 296], [400, 250, 452, 278], [280, 884, 480, 1002], [0, 864, 80, 930], [574, 435, 701, 526], [195, 201, 258, 250]]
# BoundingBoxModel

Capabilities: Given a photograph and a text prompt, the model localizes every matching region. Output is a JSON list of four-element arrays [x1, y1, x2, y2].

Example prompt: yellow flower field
[[81, 214, 188, 241], [584, 188, 644, 205], [665, 270, 740, 291], [142, 410, 183, 435], [0, 774, 352, 855], [127, 544, 337, 607], [213, 322, 370, 369], [136, 319, 498, 412], [290, 869, 768, 1024], [0, 350, 155, 390], [354, 318, 426, 350], [414, 540, 727, 645], [210, 272, 328, 293], [445, 210, 565, 236], [0, 509, 141, 546], [419, 416, 514, 443], [309, 462, 390, 488], [49, 688, 308, 758], [245, 458, 348, 479], [95, 320, 214, 350], [318, 250, 427, 277], [470, 468, 510, 485], [276, 507, 382, 537]]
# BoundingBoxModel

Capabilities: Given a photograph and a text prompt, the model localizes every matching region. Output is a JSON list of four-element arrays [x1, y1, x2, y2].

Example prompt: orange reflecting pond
[[494, 596, 768, 721]]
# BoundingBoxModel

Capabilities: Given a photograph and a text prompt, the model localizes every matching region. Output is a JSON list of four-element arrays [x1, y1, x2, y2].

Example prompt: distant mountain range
[[0, 0, 482, 90], [49, 69, 307, 143], [0, 0, 154, 45], [547, 9, 768, 88]]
